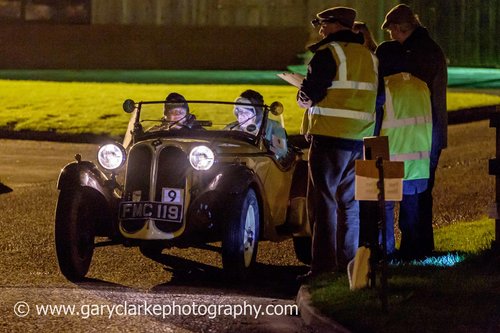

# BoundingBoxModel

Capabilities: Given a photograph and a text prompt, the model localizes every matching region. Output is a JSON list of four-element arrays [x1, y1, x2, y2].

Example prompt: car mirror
[[269, 101, 284, 116], [123, 99, 136, 113]]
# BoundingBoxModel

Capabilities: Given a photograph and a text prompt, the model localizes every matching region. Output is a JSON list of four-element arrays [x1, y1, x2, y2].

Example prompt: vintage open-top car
[[55, 97, 312, 281]]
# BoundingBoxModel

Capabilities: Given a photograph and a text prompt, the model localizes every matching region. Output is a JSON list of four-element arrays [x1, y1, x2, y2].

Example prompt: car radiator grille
[[122, 145, 152, 233], [154, 146, 189, 233], [122, 144, 189, 234]]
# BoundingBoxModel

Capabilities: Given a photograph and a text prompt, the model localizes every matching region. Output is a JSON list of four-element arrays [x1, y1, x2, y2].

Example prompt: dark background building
[[0, 0, 497, 69]]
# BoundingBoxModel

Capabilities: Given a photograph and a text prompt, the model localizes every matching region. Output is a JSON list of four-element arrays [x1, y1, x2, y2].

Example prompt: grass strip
[[309, 217, 499, 333], [1, 80, 500, 137]]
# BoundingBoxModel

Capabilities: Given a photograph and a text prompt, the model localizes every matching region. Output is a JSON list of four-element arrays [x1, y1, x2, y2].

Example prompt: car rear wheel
[[222, 188, 260, 279], [289, 160, 312, 265], [55, 188, 97, 282]]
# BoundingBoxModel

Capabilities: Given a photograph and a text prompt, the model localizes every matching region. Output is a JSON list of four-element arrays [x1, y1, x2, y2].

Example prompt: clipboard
[[276, 72, 305, 88]]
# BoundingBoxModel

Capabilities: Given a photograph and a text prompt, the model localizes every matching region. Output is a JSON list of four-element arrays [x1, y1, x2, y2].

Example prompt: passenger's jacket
[[381, 73, 432, 181], [225, 118, 288, 159], [265, 118, 288, 159]]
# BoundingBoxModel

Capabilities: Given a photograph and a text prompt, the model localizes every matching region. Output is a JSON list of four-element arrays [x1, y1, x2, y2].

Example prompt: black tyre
[[293, 236, 312, 265], [290, 160, 312, 265], [55, 188, 97, 282], [222, 188, 260, 279], [139, 241, 164, 259]]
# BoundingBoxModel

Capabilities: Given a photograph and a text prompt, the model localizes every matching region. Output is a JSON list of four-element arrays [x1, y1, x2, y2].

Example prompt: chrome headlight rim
[[97, 143, 127, 171], [189, 145, 215, 171]]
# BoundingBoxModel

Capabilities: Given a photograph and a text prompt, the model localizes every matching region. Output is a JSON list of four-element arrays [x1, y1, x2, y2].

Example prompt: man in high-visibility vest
[[296, 6, 378, 281], [380, 73, 433, 259], [376, 4, 447, 259]]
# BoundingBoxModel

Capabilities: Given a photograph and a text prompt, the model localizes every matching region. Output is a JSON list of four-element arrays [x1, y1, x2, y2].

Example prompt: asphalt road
[[0, 139, 315, 332]]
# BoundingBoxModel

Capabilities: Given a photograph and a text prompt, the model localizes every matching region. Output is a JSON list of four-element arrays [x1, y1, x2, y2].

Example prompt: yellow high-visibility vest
[[301, 42, 378, 140], [381, 72, 432, 180]]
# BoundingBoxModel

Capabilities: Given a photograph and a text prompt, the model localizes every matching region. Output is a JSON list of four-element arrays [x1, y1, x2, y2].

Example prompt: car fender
[[57, 160, 121, 237], [207, 164, 260, 195], [57, 161, 115, 197], [185, 164, 264, 236], [288, 159, 311, 236]]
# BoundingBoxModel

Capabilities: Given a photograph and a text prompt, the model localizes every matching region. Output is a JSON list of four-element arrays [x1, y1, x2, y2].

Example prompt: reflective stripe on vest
[[390, 151, 431, 162], [382, 115, 433, 129], [309, 106, 375, 121], [329, 80, 378, 91], [302, 42, 378, 140], [329, 43, 378, 92]]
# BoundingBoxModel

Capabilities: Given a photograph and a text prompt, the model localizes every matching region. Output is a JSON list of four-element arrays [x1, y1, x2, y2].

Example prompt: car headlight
[[97, 143, 126, 170], [189, 145, 214, 170]]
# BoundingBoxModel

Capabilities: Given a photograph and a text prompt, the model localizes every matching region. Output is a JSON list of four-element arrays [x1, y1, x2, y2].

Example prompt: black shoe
[[386, 250, 401, 262], [399, 252, 425, 262], [296, 271, 316, 284]]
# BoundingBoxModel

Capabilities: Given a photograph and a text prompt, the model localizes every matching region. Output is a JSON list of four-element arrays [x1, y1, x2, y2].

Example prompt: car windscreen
[[138, 101, 262, 137]]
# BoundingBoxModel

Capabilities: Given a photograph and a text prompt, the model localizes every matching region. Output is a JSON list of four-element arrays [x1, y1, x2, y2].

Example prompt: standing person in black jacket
[[296, 7, 378, 281], [376, 4, 447, 259]]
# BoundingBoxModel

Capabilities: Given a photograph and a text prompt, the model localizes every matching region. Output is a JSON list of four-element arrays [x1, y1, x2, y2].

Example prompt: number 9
[[168, 190, 177, 202]]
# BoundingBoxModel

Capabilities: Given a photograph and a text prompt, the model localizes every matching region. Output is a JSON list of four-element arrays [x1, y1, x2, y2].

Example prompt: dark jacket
[[376, 26, 448, 150]]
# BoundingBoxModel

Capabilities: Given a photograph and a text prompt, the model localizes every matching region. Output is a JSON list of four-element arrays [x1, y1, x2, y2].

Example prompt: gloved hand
[[297, 90, 312, 109]]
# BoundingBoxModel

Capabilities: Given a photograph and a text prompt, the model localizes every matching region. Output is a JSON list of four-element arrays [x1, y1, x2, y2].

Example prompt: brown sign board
[[355, 160, 404, 201], [356, 136, 404, 201]]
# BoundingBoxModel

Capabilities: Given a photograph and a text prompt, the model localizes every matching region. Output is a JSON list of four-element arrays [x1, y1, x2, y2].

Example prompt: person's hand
[[297, 90, 312, 109], [304, 134, 312, 143]]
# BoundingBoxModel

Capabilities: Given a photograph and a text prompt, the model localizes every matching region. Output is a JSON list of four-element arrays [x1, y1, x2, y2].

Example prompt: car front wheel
[[55, 188, 97, 282], [139, 241, 165, 259], [222, 188, 260, 279]]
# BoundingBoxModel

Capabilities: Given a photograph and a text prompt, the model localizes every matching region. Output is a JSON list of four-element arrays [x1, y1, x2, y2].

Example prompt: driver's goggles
[[166, 107, 187, 116]]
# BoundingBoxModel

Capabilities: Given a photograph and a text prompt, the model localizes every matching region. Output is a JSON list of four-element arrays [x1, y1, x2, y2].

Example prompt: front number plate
[[119, 201, 183, 223]]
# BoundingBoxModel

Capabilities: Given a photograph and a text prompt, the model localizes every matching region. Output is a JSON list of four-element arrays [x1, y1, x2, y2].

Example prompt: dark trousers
[[361, 194, 422, 259], [418, 148, 442, 255], [308, 139, 361, 273], [396, 193, 422, 258], [359, 200, 396, 256], [359, 149, 441, 259]]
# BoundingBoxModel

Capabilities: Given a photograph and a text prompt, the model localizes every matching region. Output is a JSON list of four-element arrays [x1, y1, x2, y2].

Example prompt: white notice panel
[[355, 160, 404, 201]]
